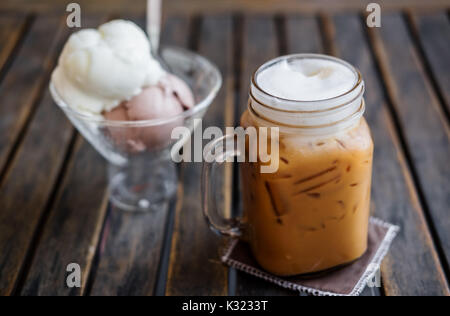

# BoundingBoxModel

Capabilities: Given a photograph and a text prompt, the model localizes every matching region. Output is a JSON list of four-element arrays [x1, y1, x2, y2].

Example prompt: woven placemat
[[222, 217, 399, 296]]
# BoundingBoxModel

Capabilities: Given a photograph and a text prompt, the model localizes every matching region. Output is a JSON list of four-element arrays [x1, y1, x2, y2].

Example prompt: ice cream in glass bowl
[[50, 20, 222, 212]]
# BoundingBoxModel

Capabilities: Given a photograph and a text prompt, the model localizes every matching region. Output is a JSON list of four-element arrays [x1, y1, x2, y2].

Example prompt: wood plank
[[410, 12, 450, 117], [88, 16, 190, 296], [0, 14, 64, 182], [237, 16, 278, 123], [20, 137, 109, 296], [286, 16, 323, 54], [1, 0, 450, 14], [0, 14, 71, 296], [0, 14, 28, 78], [328, 13, 449, 296], [0, 83, 75, 296], [88, 201, 174, 296], [18, 15, 110, 296], [368, 13, 450, 284], [165, 15, 234, 296]]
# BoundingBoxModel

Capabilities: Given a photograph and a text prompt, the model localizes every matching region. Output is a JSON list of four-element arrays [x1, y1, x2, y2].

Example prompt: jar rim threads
[[249, 54, 365, 135]]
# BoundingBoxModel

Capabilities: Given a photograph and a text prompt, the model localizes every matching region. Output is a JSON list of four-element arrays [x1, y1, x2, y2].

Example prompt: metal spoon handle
[[147, 0, 162, 54]]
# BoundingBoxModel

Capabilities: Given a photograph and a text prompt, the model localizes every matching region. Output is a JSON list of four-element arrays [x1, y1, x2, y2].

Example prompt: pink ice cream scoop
[[104, 74, 195, 152]]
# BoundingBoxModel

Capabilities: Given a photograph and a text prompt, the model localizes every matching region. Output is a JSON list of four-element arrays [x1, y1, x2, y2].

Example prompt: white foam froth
[[257, 58, 357, 101], [250, 55, 365, 134]]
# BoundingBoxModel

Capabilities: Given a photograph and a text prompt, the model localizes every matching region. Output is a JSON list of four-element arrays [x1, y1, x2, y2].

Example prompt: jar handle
[[202, 134, 243, 238]]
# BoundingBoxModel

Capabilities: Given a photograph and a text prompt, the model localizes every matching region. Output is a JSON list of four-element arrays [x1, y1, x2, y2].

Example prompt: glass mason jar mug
[[202, 54, 374, 276]]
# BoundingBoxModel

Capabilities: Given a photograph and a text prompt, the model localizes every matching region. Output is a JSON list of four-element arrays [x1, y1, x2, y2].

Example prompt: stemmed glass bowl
[[50, 46, 222, 212]]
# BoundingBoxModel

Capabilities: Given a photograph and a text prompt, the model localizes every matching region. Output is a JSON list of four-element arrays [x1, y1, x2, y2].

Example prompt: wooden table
[[0, 0, 449, 296]]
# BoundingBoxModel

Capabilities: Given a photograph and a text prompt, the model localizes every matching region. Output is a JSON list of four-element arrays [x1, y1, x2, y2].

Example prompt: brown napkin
[[222, 217, 399, 296]]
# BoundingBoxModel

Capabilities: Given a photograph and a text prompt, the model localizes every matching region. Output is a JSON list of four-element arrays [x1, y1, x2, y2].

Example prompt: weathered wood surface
[[411, 12, 450, 118], [0, 14, 27, 80], [20, 137, 109, 296], [166, 15, 234, 296], [0, 14, 70, 296], [89, 201, 173, 296], [88, 16, 189, 296], [1, 0, 449, 14], [0, 15, 64, 181], [286, 16, 323, 54], [369, 13, 450, 276], [0, 80, 75, 296], [330, 13, 449, 296]]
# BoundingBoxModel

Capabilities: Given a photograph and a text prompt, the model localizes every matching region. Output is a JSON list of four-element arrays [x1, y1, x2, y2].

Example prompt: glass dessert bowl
[[51, 46, 222, 212]]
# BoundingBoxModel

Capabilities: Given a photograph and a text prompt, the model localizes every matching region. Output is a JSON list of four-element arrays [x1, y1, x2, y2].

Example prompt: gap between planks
[[0, 14, 31, 90], [0, 15, 78, 190], [11, 132, 80, 295], [0, 14, 41, 187], [227, 13, 245, 297], [0, 15, 77, 295], [165, 14, 239, 296], [405, 11, 450, 126], [361, 12, 450, 288]]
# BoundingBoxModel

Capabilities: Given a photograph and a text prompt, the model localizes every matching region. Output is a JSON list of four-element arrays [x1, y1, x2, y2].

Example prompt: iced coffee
[[202, 54, 374, 276], [240, 54, 373, 276]]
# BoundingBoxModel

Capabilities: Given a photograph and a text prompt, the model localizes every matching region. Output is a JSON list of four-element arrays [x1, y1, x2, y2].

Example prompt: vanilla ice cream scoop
[[51, 19, 166, 115], [257, 58, 357, 101]]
